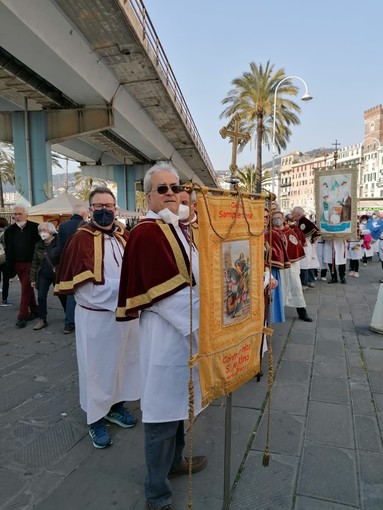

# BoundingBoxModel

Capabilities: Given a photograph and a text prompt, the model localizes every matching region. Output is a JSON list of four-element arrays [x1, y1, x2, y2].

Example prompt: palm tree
[[74, 172, 107, 202], [0, 146, 15, 209], [237, 164, 257, 193], [220, 60, 301, 193]]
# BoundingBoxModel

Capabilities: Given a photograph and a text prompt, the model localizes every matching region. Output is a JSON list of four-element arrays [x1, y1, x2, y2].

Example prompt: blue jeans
[[65, 294, 76, 326], [38, 275, 66, 320], [144, 420, 185, 508]]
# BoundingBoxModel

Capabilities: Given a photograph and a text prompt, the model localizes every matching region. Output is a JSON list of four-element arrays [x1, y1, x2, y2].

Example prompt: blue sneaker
[[1, 300, 12, 306], [88, 419, 113, 449], [105, 406, 137, 428]]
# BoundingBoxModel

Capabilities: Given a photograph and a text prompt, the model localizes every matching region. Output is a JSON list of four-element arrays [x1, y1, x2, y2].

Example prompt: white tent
[[28, 193, 87, 227], [28, 193, 87, 216]]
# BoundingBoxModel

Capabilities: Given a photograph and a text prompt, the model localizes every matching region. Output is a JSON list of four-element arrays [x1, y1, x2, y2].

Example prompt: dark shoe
[[105, 405, 137, 428], [380, 279, 383, 283], [146, 502, 172, 510], [88, 419, 113, 449], [169, 456, 207, 478], [33, 319, 48, 331], [328, 278, 338, 284], [297, 308, 313, 322], [27, 311, 39, 321], [340, 277, 346, 284], [63, 324, 75, 334], [15, 318, 27, 328]]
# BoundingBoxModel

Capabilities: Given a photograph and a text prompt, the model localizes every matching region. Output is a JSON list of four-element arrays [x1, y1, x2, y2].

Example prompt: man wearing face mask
[[55, 187, 140, 449], [117, 162, 207, 510], [272, 211, 312, 322], [4, 204, 40, 328]]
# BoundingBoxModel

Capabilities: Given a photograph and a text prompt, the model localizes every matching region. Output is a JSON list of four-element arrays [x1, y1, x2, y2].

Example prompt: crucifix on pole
[[332, 139, 341, 169], [220, 114, 251, 179]]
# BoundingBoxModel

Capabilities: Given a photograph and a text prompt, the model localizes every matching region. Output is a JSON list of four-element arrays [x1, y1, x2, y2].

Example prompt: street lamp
[[271, 75, 313, 195]]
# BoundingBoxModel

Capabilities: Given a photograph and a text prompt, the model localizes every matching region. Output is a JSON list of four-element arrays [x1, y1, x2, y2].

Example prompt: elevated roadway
[[0, 0, 217, 205]]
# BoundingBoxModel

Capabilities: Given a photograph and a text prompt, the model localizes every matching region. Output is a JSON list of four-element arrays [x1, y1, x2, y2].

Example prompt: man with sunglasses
[[117, 162, 207, 510], [55, 187, 140, 449]]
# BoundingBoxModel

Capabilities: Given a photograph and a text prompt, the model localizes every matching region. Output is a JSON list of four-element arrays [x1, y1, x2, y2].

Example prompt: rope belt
[[78, 304, 109, 312]]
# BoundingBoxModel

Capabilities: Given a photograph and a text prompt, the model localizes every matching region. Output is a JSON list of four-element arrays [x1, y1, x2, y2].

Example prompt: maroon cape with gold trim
[[265, 230, 291, 269], [54, 222, 128, 295], [116, 219, 195, 320], [280, 226, 305, 263]]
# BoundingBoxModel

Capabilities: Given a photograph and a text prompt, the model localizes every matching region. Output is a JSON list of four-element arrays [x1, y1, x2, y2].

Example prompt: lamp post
[[271, 76, 313, 196]]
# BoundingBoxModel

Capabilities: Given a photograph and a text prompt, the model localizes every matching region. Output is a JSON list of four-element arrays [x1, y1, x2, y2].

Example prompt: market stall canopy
[[28, 193, 87, 227]]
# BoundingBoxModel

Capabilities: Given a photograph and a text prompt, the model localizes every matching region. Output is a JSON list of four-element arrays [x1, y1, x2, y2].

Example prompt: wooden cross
[[220, 114, 251, 175], [332, 139, 341, 169]]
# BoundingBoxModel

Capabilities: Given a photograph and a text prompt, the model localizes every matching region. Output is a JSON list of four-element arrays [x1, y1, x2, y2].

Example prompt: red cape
[[54, 222, 128, 294], [116, 219, 195, 320]]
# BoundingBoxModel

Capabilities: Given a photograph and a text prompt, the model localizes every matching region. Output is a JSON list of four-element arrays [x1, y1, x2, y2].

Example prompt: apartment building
[[277, 104, 383, 213]]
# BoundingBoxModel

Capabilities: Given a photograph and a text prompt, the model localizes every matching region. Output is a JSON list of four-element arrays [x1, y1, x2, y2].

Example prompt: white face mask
[[16, 221, 26, 228], [157, 208, 180, 227], [39, 232, 50, 240], [178, 204, 190, 221]]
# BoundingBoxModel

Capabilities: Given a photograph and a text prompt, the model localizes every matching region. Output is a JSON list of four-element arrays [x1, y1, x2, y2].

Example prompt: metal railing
[[119, 0, 215, 175]]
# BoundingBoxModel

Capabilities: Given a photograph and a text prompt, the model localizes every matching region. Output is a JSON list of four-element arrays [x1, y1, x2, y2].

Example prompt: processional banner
[[315, 166, 358, 240], [196, 190, 265, 407]]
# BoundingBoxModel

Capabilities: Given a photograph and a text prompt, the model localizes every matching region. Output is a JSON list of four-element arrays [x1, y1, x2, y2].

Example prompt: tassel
[[262, 451, 270, 467]]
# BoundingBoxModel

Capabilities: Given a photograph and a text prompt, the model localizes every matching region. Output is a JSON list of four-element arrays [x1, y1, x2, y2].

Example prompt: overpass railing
[[119, 0, 215, 177]]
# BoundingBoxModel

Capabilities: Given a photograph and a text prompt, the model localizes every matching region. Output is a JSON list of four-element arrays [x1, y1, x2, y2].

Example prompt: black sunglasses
[[152, 184, 182, 194]]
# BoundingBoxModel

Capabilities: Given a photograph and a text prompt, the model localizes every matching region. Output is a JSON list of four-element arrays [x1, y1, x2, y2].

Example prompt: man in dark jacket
[[4, 204, 40, 328], [56, 204, 88, 333]]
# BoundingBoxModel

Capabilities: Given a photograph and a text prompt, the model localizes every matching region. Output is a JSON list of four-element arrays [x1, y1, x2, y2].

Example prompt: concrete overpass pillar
[[12, 111, 52, 205], [115, 163, 151, 211]]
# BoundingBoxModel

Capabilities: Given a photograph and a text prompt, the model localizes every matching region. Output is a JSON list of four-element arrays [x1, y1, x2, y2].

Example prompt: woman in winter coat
[[30, 222, 66, 330]]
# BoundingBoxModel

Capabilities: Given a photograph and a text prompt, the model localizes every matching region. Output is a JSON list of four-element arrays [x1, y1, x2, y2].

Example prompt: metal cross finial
[[220, 114, 251, 177], [332, 139, 341, 169]]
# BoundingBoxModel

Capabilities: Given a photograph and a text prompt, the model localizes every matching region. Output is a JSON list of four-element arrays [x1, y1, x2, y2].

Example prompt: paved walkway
[[0, 259, 383, 510]]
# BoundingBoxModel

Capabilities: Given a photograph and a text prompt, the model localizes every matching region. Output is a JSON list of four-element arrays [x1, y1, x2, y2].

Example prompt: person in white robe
[[116, 162, 207, 510], [323, 238, 347, 283], [55, 187, 140, 450]]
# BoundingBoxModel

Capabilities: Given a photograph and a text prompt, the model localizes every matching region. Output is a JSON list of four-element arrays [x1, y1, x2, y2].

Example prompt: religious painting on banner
[[314, 166, 358, 240], [194, 190, 265, 407]]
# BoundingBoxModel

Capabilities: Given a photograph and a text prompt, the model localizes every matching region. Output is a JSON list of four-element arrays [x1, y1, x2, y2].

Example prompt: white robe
[[74, 233, 140, 424], [139, 213, 202, 423], [300, 240, 320, 270], [323, 239, 347, 265], [347, 240, 363, 260], [280, 261, 306, 308]]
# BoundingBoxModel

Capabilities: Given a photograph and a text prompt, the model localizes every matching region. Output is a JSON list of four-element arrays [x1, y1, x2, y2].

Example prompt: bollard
[[369, 283, 383, 335]]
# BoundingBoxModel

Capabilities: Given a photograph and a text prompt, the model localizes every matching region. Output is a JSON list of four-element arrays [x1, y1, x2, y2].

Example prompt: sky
[[142, 0, 383, 171]]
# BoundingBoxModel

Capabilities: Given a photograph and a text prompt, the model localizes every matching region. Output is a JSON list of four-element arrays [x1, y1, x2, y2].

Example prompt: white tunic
[[323, 239, 347, 265], [347, 240, 363, 260], [280, 261, 306, 308], [299, 240, 320, 270], [139, 212, 202, 423], [74, 233, 140, 424]]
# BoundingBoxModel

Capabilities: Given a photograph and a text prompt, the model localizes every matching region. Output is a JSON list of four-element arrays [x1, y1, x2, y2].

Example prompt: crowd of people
[[1, 163, 382, 510]]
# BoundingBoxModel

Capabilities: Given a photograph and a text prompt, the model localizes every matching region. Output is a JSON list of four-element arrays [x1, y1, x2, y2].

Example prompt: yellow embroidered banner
[[196, 191, 265, 407]]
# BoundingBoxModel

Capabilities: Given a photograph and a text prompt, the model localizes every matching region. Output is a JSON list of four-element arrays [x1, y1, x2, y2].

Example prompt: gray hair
[[143, 161, 179, 193], [12, 203, 29, 214], [292, 206, 305, 216], [38, 221, 57, 234], [72, 203, 88, 217]]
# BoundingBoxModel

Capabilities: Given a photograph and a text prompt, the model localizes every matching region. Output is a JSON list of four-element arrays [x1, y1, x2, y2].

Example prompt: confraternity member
[[55, 187, 140, 449], [292, 206, 321, 289], [272, 211, 312, 322], [117, 162, 207, 510]]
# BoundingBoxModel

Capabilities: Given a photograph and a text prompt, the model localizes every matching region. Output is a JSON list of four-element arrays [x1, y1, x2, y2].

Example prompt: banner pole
[[223, 392, 232, 510]]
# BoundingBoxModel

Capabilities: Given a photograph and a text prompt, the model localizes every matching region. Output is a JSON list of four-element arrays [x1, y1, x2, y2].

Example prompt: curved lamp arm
[[271, 75, 313, 195]]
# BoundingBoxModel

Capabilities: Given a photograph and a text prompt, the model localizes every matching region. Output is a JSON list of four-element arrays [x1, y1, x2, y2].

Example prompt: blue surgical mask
[[93, 209, 115, 227]]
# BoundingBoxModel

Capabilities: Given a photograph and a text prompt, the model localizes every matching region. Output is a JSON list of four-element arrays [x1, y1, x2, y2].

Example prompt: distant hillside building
[[276, 104, 383, 213]]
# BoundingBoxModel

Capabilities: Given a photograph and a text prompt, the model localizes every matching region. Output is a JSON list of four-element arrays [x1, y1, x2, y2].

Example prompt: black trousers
[[328, 263, 345, 280]]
